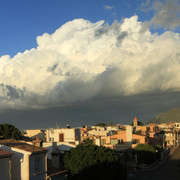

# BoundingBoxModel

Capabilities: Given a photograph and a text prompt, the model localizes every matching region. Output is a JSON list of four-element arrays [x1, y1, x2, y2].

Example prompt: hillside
[[150, 108, 180, 124]]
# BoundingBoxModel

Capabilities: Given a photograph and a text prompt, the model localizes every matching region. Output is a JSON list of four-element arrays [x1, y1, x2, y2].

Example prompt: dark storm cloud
[[1, 91, 180, 129]]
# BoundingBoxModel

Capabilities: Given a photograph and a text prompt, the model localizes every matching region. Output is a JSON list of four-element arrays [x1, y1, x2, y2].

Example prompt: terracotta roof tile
[[0, 139, 48, 153]]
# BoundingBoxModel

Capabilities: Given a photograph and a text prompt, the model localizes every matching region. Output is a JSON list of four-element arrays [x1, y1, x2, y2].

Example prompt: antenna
[[56, 122, 60, 129]]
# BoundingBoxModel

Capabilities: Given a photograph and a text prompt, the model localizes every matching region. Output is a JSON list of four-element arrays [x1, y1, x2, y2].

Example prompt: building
[[106, 124, 123, 131], [175, 123, 180, 129], [87, 126, 113, 137], [148, 124, 159, 133], [0, 139, 48, 180], [0, 149, 13, 180], [163, 129, 179, 148], [43, 141, 76, 159], [46, 127, 81, 143], [133, 117, 138, 127], [23, 129, 44, 138], [91, 125, 147, 150], [80, 126, 92, 142]]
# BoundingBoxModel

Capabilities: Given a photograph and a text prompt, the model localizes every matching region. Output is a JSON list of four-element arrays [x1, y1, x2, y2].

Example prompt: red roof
[[134, 116, 137, 121]]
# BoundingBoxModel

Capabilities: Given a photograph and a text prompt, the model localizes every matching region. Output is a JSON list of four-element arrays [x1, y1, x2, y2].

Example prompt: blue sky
[[0, 0, 155, 57], [0, 0, 180, 129]]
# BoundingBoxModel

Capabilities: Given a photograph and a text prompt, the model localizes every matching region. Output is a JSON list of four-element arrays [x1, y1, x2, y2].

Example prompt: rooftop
[[0, 139, 48, 153], [0, 149, 13, 158]]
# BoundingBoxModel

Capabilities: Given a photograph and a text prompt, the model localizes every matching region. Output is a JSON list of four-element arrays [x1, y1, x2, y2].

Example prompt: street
[[134, 146, 180, 180]]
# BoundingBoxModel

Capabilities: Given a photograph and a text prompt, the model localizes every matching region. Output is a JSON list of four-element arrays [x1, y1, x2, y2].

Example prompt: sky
[[0, 0, 180, 129]]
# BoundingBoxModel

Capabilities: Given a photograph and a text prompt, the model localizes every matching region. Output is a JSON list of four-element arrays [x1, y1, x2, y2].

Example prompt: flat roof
[[0, 139, 48, 153]]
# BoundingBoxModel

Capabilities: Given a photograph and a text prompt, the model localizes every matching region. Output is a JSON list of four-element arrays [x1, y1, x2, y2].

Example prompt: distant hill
[[150, 108, 180, 124]]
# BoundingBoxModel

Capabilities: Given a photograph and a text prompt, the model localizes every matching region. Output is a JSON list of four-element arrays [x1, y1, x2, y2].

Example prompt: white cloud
[[0, 16, 180, 110], [104, 5, 114, 10]]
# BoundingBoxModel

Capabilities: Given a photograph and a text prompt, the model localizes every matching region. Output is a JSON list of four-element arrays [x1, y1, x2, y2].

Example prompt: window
[[59, 133, 64, 142], [101, 139, 106, 145], [118, 139, 124, 144], [34, 157, 42, 173], [133, 139, 139, 144], [49, 137, 54, 142]]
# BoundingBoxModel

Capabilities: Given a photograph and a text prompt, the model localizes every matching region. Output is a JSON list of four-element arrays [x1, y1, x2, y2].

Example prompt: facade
[[175, 123, 180, 129], [80, 126, 92, 142], [106, 124, 122, 131], [43, 142, 76, 159], [148, 124, 159, 133], [46, 128, 81, 143], [134, 126, 148, 135], [132, 134, 146, 144], [23, 129, 43, 137], [163, 130, 178, 147], [0, 149, 13, 180], [0, 139, 48, 180], [87, 126, 112, 137]]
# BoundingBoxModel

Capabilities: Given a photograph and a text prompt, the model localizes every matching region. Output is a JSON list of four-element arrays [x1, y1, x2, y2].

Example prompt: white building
[[175, 123, 180, 129], [88, 126, 111, 137], [0, 139, 48, 180], [46, 128, 81, 143], [0, 149, 13, 180], [126, 125, 133, 145], [43, 142, 76, 159], [106, 124, 122, 131], [23, 129, 43, 137]]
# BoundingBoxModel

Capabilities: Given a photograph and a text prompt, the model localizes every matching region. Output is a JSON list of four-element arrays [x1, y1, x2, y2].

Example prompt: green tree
[[0, 123, 22, 140], [135, 144, 156, 152], [95, 123, 107, 127], [129, 121, 144, 126], [63, 144, 126, 180], [108, 122, 114, 125], [135, 144, 156, 165], [138, 121, 144, 126], [83, 138, 93, 145]]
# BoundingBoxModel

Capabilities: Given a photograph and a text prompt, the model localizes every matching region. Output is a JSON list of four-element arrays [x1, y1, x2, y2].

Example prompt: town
[[0, 117, 179, 180]]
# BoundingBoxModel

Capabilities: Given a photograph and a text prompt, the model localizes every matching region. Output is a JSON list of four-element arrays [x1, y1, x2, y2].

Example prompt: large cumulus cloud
[[0, 15, 180, 110]]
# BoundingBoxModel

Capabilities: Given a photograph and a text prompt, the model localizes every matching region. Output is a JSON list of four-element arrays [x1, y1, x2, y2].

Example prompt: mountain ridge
[[150, 108, 180, 124]]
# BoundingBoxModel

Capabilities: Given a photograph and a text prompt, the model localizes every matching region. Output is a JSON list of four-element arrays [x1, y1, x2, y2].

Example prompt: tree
[[135, 144, 156, 165], [63, 144, 126, 180], [138, 121, 144, 126], [108, 122, 114, 125], [95, 123, 107, 127], [0, 123, 22, 140], [83, 138, 93, 145], [129, 121, 144, 126], [135, 144, 156, 152]]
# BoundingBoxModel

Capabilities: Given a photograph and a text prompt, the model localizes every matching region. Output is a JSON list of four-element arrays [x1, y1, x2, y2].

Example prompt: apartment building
[[0, 139, 48, 180], [46, 127, 81, 143]]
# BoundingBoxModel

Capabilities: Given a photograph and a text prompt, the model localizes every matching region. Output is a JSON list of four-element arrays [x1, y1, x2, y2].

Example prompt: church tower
[[133, 116, 138, 127]]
